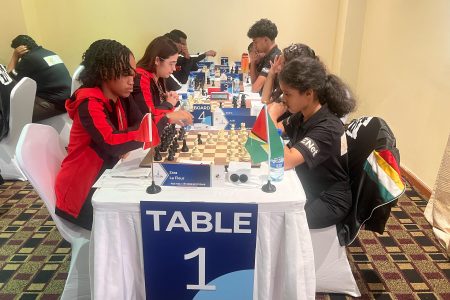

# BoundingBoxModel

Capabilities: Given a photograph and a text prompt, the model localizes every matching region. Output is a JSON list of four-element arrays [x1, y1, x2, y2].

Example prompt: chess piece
[[167, 149, 175, 161], [181, 138, 189, 152], [232, 96, 238, 108], [172, 139, 179, 151], [197, 133, 203, 145], [240, 95, 246, 108], [206, 133, 214, 144], [219, 101, 223, 108], [192, 146, 201, 158], [154, 147, 162, 161]]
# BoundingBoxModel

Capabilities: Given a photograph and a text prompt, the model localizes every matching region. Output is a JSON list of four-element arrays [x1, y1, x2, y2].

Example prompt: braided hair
[[79, 39, 134, 88], [279, 57, 356, 118]]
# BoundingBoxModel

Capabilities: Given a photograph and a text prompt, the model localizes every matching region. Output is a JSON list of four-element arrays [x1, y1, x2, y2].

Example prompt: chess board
[[139, 129, 251, 167]]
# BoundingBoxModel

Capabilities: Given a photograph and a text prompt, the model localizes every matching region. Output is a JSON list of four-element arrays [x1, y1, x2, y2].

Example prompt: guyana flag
[[245, 106, 284, 163]]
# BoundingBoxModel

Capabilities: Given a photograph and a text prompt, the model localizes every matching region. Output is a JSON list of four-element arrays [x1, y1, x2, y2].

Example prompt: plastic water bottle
[[187, 72, 195, 93], [232, 74, 240, 96], [269, 129, 284, 182], [227, 74, 233, 94]]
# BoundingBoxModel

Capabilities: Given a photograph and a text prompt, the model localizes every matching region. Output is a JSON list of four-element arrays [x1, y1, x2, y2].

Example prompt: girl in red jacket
[[55, 39, 158, 230], [132, 36, 192, 133]]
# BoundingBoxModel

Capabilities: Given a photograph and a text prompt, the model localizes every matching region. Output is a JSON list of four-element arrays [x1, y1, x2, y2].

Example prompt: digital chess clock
[[211, 92, 229, 101]]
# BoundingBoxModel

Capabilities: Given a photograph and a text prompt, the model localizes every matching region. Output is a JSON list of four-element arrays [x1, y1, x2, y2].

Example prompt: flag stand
[[144, 113, 161, 194], [146, 147, 162, 194], [261, 180, 276, 193]]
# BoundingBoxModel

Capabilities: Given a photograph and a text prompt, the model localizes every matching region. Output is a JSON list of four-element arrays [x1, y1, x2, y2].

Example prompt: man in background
[[7, 35, 71, 122], [165, 29, 216, 90], [247, 19, 281, 94]]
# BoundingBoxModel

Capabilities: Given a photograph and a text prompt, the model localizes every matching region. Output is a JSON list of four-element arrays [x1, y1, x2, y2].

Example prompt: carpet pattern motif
[[0, 180, 449, 299]]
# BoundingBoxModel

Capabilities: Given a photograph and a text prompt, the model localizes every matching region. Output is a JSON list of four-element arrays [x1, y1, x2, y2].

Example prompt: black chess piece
[[181, 138, 189, 152], [197, 133, 202, 145], [219, 101, 223, 108], [172, 139, 179, 151], [154, 147, 162, 161], [167, 148, 175, 161], [240, 95, 246, 108]]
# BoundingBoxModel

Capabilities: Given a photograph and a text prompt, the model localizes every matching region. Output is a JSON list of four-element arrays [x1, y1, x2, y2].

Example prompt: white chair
[[37, 65, 83, 146], [310, 226, 361, 297], [16, 123, 91, 299], [0, 77, 36, 180], [71, 65, 84, 95]]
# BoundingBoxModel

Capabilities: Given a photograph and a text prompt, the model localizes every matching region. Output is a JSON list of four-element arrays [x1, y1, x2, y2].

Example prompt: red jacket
[[55, 87, 150, 218], [132, 67, 175, 133]]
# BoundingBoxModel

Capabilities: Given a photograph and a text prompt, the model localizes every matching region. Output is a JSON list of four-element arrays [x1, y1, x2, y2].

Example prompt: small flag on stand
[[136, 113, 160, 149], [244, 106, 283, 163]]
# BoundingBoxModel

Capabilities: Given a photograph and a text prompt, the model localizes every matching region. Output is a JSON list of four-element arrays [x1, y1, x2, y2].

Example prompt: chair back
[[7, 77, 36, 146], [337, 116, 405, 245], [15, 123, 90, 243], [71, 65, 84, 95]]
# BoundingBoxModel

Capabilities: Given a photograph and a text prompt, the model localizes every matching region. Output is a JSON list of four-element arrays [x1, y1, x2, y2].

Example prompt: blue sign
[[153, 163, 211, 187], [192, 104, 212, 125], [140, 201, 258, 300], [213, 108, 256, 130]]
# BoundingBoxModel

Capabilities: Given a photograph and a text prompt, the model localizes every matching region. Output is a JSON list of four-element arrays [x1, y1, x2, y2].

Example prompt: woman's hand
[[13, 45, 29, 58], [268, 55, 283, 76], [167, 110, 194, 126], [166, 91, 179, 106]]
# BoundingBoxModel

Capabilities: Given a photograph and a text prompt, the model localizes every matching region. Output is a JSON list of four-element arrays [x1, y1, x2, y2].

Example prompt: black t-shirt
[[256, 46, 281, 78], [283, 105, 351, 207], [10, 46, 71, 103], [173, 53, 207, 84]]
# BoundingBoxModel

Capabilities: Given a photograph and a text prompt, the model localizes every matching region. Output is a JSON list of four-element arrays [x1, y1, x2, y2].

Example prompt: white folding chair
[[310, 226, 361, 297], [16, 123, 91, 299], [71, 65, 84, 95], [0, 77, 36, 180], [37, 65, 83, 147]]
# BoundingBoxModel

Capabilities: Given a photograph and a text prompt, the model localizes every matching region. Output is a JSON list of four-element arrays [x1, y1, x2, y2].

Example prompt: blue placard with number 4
[[140, 201, 258, 300], [192, 104, 212, 125]]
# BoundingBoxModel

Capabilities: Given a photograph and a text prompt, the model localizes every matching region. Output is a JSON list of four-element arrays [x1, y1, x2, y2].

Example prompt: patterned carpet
[[0, 180, 449, 299]]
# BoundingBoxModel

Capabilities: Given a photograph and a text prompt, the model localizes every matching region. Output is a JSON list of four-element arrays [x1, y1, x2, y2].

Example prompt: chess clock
[[210, 92, 229, 101]]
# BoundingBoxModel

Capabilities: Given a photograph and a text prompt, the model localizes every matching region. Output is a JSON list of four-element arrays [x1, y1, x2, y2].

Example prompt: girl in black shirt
[[268, 57, 356, 229]]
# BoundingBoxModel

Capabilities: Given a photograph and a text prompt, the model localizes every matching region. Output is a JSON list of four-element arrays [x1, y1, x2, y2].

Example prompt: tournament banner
[[140, 201, 258, 300]]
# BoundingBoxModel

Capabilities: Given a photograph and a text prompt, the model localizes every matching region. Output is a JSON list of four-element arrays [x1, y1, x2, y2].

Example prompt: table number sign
[[140, 201, 258, 300]]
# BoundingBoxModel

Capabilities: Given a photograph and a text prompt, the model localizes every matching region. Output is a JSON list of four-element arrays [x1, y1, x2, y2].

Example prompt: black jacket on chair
[[337, 116, 405, 246]]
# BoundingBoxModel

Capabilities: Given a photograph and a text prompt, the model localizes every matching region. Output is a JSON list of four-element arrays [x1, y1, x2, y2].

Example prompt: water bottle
[[269, 129, 284, 182], [187, 72, 195, 93], [227, 74, 233, 94], [232, 74, 240, 95]]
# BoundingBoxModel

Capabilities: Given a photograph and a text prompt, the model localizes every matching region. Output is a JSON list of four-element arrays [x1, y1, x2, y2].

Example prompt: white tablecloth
[[90, 163, 315, 299]]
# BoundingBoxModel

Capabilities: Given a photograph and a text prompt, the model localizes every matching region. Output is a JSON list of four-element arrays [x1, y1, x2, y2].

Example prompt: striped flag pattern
[[364, 149, 405, 202]]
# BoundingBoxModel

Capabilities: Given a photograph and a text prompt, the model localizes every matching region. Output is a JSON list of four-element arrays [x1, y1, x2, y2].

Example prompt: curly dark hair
[[137, 36, 178, 73], [79, 39, 134, 88], [11, 35, 38, 50], [283, 43, 317, 63], [247, 19, 278, 40], [279, 57, 356, 117]]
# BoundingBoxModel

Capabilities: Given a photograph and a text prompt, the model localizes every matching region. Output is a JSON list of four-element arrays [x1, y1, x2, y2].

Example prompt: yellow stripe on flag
[[373, 151, 405, 190]]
